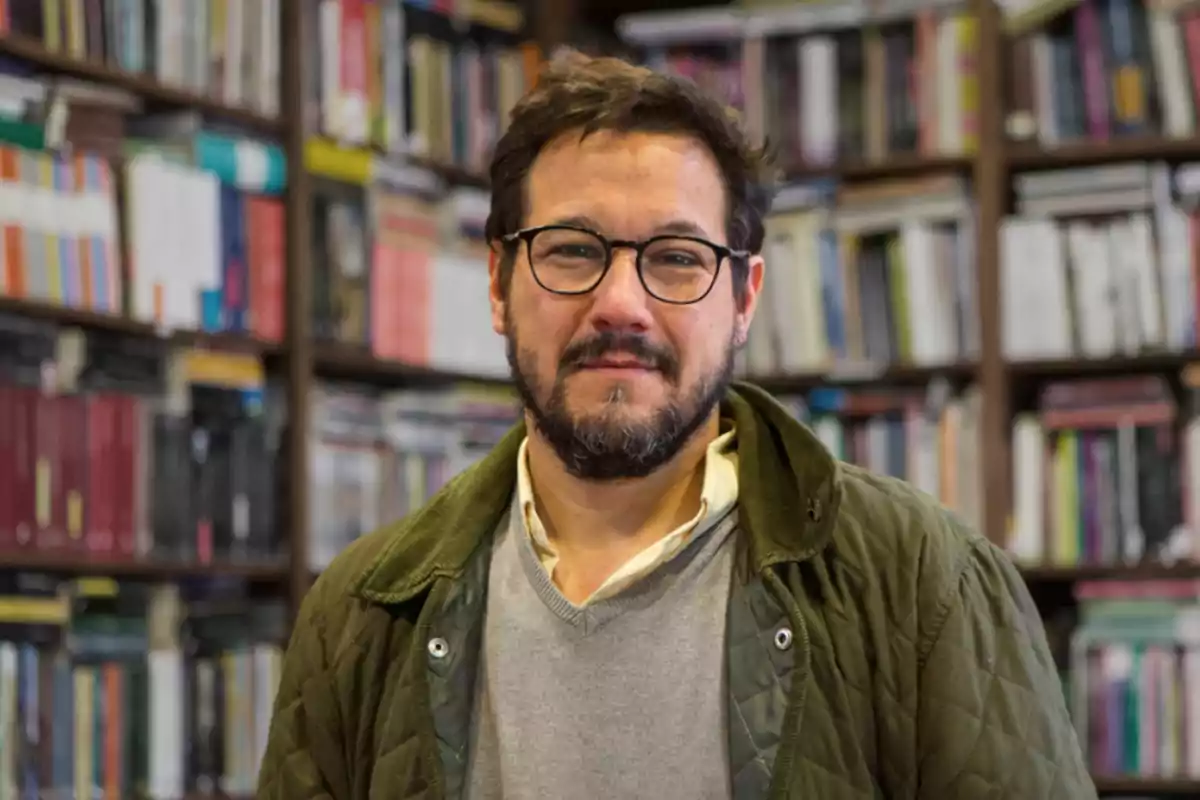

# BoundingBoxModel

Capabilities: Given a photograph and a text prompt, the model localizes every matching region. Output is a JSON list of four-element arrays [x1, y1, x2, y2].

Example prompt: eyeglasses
[[500, 224, 748, 305]]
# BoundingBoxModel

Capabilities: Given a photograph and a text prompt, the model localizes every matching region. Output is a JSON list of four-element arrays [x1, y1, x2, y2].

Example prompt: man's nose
[[585, 248, 655, 333]]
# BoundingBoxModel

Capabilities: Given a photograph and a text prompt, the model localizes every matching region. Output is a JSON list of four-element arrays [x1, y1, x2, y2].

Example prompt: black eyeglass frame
[[500, 224, 750, 306]]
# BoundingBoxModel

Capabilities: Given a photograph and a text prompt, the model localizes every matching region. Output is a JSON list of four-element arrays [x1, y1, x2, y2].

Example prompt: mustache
[[558, 332, 680, 382]]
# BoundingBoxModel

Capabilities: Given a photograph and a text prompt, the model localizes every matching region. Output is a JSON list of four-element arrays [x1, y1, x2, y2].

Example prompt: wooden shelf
[[0, 34, 285, 136], [0, 297, 285, 356], [0, 551, 290, 582], [171, 328, 287, 357], [0, 296, 154, 337], [752, 362, 977, 393], [413, 157, 489, 189], [1094, 776, 1200, 794], [1008, 351, 1200, 378], [1007, 136, 1200, 170], [312, 343, 511, 387], [787, 153, 972, 181], [1019, 562, 1200, 582]]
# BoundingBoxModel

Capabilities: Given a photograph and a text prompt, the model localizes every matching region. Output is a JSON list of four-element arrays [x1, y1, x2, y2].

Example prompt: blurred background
[[0, 0, 1191, 796]]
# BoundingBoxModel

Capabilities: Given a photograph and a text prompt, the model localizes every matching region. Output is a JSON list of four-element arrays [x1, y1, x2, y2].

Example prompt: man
[[257, 52, 1095, 799]]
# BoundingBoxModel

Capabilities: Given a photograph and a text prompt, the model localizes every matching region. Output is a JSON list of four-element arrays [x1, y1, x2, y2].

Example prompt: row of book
[[736, 173, 979, 378], [0, 318, 287, 567], [311, 173, 507, 377], [0, 0, 282, 120], [0, 575, 286, 798], [0, 144, 122, 314], [0, 34, 511, 375], [126, 123, 287, 340], [1062, 578, 1200, 780], [308, 381, 518, 571], [1008, 374, 1197, 569], [307, 0, 537, 177], [779, 380, 984, 533], [618, 0, 1183, 159], [1001, 161, 1200, 362], [1006, 0, 1196, 145], [0, 52, 290, 340], [618, 0, 981, 166]]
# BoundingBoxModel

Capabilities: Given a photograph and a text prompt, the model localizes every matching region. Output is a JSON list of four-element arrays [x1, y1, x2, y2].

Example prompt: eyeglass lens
[[528, 228, 719, 303]]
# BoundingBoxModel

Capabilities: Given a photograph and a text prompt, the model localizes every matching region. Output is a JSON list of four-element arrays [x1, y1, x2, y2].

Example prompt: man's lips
[[578, 357, 655, 370]]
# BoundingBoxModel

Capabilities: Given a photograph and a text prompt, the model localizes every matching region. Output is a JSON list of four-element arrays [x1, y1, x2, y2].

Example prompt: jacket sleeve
[[256, 578, 350, 800], [914, 538, 1097, 799]]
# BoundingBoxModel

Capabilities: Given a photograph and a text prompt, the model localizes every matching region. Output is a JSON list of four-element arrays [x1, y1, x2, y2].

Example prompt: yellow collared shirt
[[516, 425, 740, 607]]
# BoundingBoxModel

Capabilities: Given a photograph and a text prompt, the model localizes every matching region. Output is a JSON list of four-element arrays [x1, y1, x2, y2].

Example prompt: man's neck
[[524, 412, 719, 573]]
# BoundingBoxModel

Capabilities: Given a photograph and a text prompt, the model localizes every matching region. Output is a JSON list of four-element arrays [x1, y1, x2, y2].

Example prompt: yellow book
[[886, 234, 912, 362], [1053, 432, 1079, 566], [74, 667, 94, 800], [956, 15, 981, 154]]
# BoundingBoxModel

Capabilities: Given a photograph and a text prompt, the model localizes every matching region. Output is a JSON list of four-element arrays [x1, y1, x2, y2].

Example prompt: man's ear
[[733, 255, 765, 347], [489, 242, 507, 336]]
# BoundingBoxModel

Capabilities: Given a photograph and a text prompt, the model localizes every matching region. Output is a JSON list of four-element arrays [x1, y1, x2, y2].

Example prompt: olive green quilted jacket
[[256, 381, 1096, 799]]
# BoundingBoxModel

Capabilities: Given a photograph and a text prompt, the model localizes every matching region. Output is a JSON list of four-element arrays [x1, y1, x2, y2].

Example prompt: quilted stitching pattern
[[755, 468, 1095, 799], [913, 537, 1096, 799], [726, 563, 794, 799], [256, 578, 341, 800], [425, 547, 490, 800]]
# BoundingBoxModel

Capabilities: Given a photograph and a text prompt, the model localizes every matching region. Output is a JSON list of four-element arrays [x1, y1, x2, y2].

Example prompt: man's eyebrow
[[652, 220, 713, 239], [546, 215, 603, 230], [542, 217, 716, 240]]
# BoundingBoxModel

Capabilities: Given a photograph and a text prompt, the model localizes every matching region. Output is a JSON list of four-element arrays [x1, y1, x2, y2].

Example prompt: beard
[[505, 310, 735, 481]]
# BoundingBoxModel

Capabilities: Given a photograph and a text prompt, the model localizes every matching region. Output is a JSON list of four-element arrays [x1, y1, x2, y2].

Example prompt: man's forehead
[[524, 130, 728, 230], [530, 128, 719, 171]]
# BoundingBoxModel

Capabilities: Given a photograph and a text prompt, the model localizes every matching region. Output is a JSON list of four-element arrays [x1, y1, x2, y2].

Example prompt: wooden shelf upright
[[280, 0, 316, 617]]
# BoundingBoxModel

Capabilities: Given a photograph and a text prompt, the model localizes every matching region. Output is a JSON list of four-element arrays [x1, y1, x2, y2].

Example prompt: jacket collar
[[350, 380, 842, 604]]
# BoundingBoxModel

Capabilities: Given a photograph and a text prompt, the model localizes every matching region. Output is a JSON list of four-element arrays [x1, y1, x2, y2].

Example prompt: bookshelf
[[751, 361, 978, 393], [0, 296, 287, 357], [0, 549, 290, 583], [0, 34, 285, 135], [1007, 135, 1200, 169], [788, 153, 974, 181], [1092, 777, 1200, 795]]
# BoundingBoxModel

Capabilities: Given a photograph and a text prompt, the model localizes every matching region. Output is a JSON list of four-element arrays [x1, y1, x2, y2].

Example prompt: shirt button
[[428, 637, 450, 659], [774, 627, 793, 651]]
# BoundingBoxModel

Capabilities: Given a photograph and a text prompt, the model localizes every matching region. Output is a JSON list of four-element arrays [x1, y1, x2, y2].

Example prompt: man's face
[[489, 129, 764, 480]]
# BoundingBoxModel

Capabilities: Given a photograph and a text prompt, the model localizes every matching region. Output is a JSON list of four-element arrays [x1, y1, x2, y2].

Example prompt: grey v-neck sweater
[[464, 502, 738, 800]]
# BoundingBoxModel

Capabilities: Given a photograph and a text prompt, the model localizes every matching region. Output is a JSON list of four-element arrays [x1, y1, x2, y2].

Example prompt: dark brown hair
[[484, 50, 777, 304]]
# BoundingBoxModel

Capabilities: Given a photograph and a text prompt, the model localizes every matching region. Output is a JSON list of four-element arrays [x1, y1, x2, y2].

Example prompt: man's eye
[[552, 245, 601, 259]]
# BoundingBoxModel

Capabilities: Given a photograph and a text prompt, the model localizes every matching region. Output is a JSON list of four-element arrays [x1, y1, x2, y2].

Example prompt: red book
[[247, 196, 285, 343], [113, 393, 137, 561], [33, 390, 65, 553], [84, 394, 114, 557], [58, 393, 88, 553], [11, 387, 35, 551], [0, 385, 15, 552]]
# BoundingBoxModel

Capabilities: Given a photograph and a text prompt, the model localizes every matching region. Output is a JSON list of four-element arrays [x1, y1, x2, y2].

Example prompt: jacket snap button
[[774, 627, 793, 651], [427, 637, 450, 659]]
